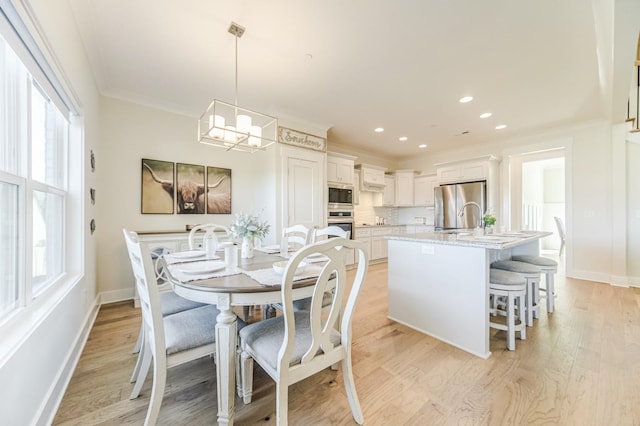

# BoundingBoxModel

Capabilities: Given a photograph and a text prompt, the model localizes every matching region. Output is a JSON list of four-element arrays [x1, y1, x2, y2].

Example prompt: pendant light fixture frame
[[198, 22, 278, 152]]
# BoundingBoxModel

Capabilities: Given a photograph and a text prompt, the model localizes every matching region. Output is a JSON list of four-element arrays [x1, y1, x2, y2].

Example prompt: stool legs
[[541, 271, 555, 313], [524, 277, 540, 327]]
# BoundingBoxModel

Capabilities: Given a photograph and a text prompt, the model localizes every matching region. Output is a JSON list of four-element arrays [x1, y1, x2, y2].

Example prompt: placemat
[[167, 261, 241, 282], [243, 263, 324, 286]]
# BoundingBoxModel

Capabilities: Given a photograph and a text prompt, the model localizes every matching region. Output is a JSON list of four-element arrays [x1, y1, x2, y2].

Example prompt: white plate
[[170, 250, 205, 259], [306, 252, 325, 259], [178, 261, 226, 275]]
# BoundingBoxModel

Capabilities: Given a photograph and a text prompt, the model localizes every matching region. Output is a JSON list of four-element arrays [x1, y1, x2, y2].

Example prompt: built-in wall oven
[[328, 185, 353, 210], [327, 209, 354, 239]]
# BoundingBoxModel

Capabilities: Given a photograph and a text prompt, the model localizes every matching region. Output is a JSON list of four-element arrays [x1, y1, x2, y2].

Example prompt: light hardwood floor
[[54, 258, 640, 425]]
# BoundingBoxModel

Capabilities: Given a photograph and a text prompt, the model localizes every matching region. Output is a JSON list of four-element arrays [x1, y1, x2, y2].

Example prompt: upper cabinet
[[394, 170, 416, 207], [356, 164, 386, 192], [436, 156, 498, 184], [414, 174, 438, 206], [327, 152, 356, 186], [383, 174, 395, 206]]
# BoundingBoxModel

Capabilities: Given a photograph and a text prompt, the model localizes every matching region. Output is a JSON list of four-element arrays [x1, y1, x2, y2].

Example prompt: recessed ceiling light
[[459, 96, 473, 103], [418, 144, 427, 149], [495, 124, 507, 130], [399, 136, 408, 142], [374, 127, 384, 133], [480, 112, 492, 118]]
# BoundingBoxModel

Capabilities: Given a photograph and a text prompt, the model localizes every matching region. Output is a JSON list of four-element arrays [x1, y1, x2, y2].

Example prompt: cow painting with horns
[[143, 162, 231, 214]]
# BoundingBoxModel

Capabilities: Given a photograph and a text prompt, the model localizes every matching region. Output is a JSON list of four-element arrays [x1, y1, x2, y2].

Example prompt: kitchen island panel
[[388, 239, 491, 358]]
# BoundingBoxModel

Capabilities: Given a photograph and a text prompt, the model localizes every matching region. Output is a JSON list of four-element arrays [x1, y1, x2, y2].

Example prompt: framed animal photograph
[[206, 167, 232, 214], [141, 159, 174, 214], [176, 163, 205, 214]]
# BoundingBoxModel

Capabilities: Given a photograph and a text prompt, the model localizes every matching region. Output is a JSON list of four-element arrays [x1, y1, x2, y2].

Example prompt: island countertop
[[386, 230, 552, 250]]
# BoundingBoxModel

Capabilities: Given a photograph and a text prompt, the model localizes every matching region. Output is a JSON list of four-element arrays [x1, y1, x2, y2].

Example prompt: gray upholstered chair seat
[[239, 311, 341, 373], [160, 291, 207, 316], [491, 259, 541, 326], [489, 269, 526, 290], [511, 255, 557, 313], [511, 254, 557, 268], [164, 305, 220, 355], [491, 259, 540, 275]]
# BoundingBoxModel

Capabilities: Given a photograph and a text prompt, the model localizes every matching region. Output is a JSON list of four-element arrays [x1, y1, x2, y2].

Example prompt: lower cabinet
[[354, 226, 403, 262]]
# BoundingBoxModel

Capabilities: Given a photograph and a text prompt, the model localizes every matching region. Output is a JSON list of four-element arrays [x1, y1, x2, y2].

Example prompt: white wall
[[98, 97, 280, 302], [0, 0, 101, 424], [628, 141, 640, 283]]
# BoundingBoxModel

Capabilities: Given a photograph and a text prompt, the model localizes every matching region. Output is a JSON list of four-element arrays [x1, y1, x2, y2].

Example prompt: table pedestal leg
[[215, 294, 237, 425]]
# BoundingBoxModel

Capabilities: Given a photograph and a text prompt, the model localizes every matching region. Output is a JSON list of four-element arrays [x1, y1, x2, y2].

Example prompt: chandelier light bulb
[[248, 125, 262, 147]]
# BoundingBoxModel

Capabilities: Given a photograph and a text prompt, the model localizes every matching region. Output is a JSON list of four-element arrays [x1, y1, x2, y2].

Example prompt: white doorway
[[508, 149, 566, 254]]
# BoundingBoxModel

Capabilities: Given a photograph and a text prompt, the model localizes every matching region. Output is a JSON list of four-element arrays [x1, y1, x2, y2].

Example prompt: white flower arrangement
[[230, 211, 270, 240]]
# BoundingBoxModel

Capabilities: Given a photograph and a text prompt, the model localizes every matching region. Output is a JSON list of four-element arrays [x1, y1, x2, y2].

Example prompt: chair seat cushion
[[491, 260, 540, 274], [490, 269, 526, 286], [239, 311, 341, 371], [511, 255, 558, 268], [164, 305, 220, 355], [160, 291, 207, 316]]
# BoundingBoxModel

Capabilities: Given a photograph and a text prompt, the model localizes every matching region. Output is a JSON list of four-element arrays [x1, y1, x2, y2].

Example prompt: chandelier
[[198, 22, 278, 152]]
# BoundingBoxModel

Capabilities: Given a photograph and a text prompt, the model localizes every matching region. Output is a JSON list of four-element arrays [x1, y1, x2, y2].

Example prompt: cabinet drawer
[[354, 228, 371, 238], [371, 227, 392, 236]]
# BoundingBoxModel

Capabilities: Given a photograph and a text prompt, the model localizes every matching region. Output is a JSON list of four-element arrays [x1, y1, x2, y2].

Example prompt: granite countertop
[[355, 223, 434, 228], [386, 230, 552, 249]]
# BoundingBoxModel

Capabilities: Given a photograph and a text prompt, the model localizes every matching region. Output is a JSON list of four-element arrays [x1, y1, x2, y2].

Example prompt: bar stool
[[511, 254, 558, 313], [491, 260, 541, 327], [489, 269, 527, 351]]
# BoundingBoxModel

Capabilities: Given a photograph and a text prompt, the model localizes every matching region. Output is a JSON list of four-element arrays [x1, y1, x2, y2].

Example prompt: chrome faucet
[[457, 201, 483, 228]]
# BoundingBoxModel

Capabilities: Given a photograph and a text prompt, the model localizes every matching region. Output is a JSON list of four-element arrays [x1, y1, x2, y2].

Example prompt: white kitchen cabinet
[[382, 174, 395, 206], [357, 164, 386, 191], [371, 226, 392, 260], [354, 227, 371, 259], [327, 153, 355, 185], [281, 146, 325, 232], [414, 174, 438, 206], [436, 157, 497, 184], [394, 170, 415, 206], [353, 169, 360, 205]]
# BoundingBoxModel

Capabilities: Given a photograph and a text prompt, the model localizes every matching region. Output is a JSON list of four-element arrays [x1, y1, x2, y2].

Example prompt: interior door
[[283, 147, 324, 232]]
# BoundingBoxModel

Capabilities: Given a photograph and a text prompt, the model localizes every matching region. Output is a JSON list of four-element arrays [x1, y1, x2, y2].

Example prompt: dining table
[[163, 245, 324, 426]]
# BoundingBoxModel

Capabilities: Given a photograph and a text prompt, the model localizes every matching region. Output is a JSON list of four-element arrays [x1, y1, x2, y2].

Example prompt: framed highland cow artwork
[[206, 167, 232, 214], [141, 159, 174, 214], [176, 163, 206, 214]]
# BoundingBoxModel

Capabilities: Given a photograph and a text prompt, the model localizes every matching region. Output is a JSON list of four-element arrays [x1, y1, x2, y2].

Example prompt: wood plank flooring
[[53, 258, 640, 425]]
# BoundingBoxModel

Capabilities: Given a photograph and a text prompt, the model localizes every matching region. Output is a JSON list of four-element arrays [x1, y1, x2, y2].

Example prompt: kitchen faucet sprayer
[[457, 201, 483, 228]]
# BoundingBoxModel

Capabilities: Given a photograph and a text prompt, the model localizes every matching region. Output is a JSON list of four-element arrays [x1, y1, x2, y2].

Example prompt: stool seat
[[491, 260, 540, 275], [511, 254, 557, 268], [491, 260, 540, 327], [511, 255, 557, 313], [489, 269, 526, 350]]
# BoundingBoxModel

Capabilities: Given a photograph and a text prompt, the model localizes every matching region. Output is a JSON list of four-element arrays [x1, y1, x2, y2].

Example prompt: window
[[0, 32, 69, 319]]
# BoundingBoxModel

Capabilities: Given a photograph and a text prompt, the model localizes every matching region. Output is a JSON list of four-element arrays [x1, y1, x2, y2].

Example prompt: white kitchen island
[[387, 230, 551, 358]]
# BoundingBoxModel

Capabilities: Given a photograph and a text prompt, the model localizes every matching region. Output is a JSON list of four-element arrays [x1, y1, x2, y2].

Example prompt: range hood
[[356, 164, 386, 192]]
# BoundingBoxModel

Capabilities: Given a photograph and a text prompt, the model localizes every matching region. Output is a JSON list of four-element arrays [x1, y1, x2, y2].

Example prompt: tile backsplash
[[354, 190, 434, 225]]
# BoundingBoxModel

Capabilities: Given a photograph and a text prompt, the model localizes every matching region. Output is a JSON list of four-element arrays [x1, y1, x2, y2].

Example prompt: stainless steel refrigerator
[[434, 181, 487, 230]]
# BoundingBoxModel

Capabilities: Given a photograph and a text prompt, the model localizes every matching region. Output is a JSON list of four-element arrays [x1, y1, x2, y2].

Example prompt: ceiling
[[68, 0, 609, 161]]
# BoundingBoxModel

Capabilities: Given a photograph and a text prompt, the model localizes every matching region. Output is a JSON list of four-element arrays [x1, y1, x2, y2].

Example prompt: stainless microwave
[[328, 185, 353, 207]]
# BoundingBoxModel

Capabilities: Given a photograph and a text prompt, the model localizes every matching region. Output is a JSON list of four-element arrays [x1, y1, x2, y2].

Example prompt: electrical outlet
[[421, 245, 435, 255]]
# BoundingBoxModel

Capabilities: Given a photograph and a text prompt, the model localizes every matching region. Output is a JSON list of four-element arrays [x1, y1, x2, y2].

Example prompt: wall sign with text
[[277, 127, 326, 152]]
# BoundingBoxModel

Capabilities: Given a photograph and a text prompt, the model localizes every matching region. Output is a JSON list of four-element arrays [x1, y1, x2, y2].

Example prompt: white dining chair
[[188, 223, 231, 251], [239, 238, 369, 425], [280, 224, 312, 253], [312, 225, 351, 242], [554, 216, 566, 257], [123, 229, 222, 425]]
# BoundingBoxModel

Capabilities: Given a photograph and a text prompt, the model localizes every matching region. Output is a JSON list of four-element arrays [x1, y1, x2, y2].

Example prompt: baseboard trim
[[100, 288, 135, 304], [570, 270, 633, 287]]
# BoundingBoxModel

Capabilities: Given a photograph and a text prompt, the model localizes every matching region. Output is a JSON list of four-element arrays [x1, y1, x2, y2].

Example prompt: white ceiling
[[69, 0, 609, 161]]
